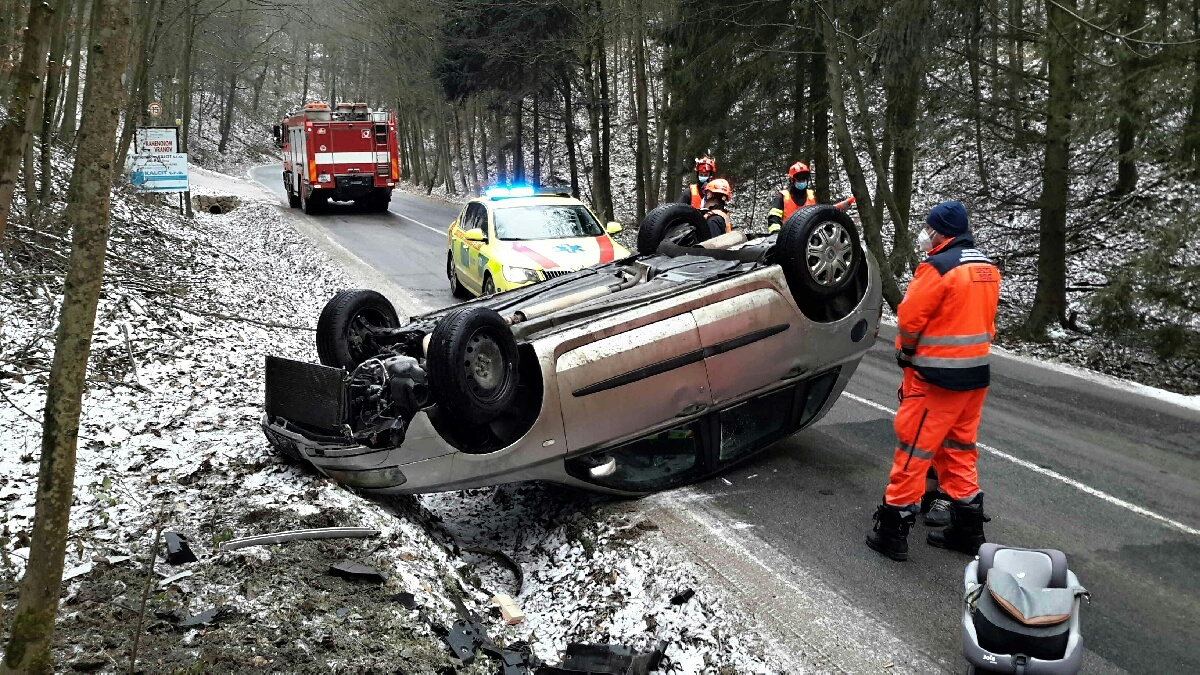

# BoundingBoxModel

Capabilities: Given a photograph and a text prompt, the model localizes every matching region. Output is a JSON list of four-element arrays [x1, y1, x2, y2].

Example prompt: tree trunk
[[217, 69, 238, 154], [0, 0, 130, 669], [791, 25, 807, 158], [810, 31, 831, 204], [0, 0, 59, 239], [820, 3, 903, 310], [300, 43, 311, 106], [561, 70, 580, 198], [455, 105, 475, 194], [37, 0, 72, 204], [513, 100, 525, 183], [886, 67, 921, 274], [1182, 0, 1200, 174], [597, 12, 614, 221], [634, 19, 651, 220], [494, 110, 506, 185], [57, 0, 86, 141], [114, 0, 163, 180], [1025, 0, 1078, 335], [968, 0, 990, 193], [1114, 0, 1148, 196], [251, 57, 270, 115], [584, 40, 604, 211], [477, 101, 489, 184], [532, 93, 541, 186]]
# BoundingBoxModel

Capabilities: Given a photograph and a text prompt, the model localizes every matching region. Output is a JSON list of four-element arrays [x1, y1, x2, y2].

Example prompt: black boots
[[921, 491, 952, 527], [866, 504, 918, 561], [927, 493, 987, 555]]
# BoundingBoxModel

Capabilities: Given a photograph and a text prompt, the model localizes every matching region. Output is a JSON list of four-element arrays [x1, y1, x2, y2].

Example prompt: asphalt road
[[251, 165, 1200, 673]]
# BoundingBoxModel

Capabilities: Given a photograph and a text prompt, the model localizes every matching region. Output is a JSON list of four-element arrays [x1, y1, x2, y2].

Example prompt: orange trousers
[[884, 369, 987, 507]]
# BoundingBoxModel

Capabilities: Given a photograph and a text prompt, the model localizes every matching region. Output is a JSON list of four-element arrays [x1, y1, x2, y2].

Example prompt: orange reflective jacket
[[895, 237, 1001, 391], [780, 187, 817, 221], [689, 184, 703, 209]]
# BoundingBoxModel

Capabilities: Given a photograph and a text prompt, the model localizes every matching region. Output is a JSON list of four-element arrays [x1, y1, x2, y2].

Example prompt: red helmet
[[695, 155, 717, 175], [703, 178, 732, 200], [788, 161, 811, 181]]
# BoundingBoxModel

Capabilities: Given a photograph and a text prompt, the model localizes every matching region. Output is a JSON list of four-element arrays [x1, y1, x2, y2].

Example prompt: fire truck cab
[[274, 101, 400, 215]]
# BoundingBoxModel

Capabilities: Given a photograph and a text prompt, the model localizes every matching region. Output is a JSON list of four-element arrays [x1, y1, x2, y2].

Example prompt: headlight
[[502, 265, 539, 283], [317, 173, 331, 183]]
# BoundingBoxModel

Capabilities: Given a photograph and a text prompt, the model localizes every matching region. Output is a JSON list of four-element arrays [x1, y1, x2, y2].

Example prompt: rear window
[[492, 205, 603, 241]]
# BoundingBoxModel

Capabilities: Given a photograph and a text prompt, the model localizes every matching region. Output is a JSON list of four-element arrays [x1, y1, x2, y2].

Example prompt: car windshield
[[492, 205, 604, 241]]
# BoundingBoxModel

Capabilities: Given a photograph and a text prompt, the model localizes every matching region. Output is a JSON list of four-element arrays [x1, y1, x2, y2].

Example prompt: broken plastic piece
[[491, 593, 525, 625], [159, 571, 193, 588], [542, 641, 668, 675], [670, 588, 695, 605], [445, 619, 483, 664], [328, 561, 388, 583], [177, 605, 232, 627], [62, 563, 93, 582], [218, 527, 380, 552], [164, 531, 198, 564], [390, 592, 418, 609]]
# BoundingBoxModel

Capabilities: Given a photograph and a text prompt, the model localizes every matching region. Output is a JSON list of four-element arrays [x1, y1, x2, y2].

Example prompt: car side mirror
[[463, 227, 486, 242], [606, 221, 622, 234]]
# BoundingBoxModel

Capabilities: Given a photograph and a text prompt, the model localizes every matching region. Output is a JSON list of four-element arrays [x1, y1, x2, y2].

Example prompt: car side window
[[461, 205, 479, 232], [718, 387, 794, 462]]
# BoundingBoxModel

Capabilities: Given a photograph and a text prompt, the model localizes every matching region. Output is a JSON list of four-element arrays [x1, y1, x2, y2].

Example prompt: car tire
[[482, 273, 496, 296], [426, 306, 520, 426], [316, 289, 401, 369], [776, 205, 863, 298], [448, 253, 470, 298], [636, 203, 708, 255]]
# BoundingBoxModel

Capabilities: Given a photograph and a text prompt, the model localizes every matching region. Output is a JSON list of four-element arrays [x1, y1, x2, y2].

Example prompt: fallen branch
[[218, 527, 380, 552]]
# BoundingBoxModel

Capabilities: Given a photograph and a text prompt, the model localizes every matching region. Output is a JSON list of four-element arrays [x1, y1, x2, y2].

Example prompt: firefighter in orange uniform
[[766, 162, 816, 233], [699, 178, 733, 240], [679, 155, 717, 208], [866, 201, 1001, 562]]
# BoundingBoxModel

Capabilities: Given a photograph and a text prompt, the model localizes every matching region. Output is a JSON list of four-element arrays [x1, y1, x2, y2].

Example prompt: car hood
[[495, 236, 630, 271]]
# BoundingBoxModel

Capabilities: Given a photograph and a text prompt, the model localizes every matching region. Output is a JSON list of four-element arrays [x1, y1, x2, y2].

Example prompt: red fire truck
[[274, 101, 400, 214]]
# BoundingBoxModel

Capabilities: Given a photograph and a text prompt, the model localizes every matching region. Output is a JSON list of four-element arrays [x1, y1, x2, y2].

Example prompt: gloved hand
[[767, 223, 780, 234], [896, 347, 914, 369]]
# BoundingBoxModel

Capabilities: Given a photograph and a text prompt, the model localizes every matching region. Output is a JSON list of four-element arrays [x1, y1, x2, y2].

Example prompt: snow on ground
[[1, 159, 792, 671]]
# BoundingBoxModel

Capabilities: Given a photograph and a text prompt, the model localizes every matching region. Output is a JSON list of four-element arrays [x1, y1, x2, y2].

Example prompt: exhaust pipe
[[510, 265, 648, 324]]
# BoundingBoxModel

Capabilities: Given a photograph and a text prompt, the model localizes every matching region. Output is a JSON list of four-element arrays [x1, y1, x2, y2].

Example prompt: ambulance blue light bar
[[485, 185, 536, 198]]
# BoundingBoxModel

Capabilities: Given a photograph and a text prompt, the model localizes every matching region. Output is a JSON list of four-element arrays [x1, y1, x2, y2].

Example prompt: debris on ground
[[670, 588, 695, 605], [163, 531, 197, 564], [218, 526, 380, 551], [541, 641, 668, 675], [177, 605, 233, 627], [491, 593, 525, 625], [327, 561, 389, 583]]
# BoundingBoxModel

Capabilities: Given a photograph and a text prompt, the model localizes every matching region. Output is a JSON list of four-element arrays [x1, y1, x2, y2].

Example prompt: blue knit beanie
[[925, 201, 969, 238]]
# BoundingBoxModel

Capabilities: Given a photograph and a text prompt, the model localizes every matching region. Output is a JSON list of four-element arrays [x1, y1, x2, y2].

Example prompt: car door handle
[[676, 403, 707, 417]]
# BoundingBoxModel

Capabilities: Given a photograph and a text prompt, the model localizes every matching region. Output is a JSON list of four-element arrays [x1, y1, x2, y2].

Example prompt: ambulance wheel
[[316, 289, 401, 369], [636, 203, 707, 255], [426, 306, 520, 426], [448, 253, 470, 299], [776, 205, 862, 298]]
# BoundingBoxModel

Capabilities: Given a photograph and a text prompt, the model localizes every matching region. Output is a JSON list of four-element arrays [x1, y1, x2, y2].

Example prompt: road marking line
[[392, 211, 446, 237], [843, 392, 1200, 537]]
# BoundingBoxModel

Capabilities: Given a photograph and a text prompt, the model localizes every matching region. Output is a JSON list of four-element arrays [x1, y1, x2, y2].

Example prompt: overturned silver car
[[261, 204, 882, 496]]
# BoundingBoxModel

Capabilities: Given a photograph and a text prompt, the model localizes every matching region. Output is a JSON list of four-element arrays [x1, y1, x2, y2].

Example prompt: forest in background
[[0, 0, 1197, 380]]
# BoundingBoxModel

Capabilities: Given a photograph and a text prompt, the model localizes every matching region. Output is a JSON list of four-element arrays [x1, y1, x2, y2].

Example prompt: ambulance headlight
[[318, 173, 331, 183], [502, 265, 539, 283]]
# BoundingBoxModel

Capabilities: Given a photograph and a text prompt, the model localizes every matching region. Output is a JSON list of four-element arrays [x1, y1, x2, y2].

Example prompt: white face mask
[[918, 228, 934, 253]]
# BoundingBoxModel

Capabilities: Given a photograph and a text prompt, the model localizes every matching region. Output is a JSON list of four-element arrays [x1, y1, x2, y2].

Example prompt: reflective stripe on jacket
[[895, 236, 1001, 391], [689, 184, 703, 209]]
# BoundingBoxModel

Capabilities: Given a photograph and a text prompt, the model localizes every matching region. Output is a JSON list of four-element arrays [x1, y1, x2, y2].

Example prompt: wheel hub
[[806, 221, 854, 287], [465, 331, 505, 394]]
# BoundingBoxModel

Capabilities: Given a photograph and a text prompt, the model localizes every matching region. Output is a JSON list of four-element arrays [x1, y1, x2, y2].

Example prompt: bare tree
[[0, 0, 132, 668]]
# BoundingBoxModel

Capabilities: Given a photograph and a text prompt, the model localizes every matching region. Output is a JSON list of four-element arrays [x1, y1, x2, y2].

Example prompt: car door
[[456, 204, 483, 290], [555, 312, 713, 452]]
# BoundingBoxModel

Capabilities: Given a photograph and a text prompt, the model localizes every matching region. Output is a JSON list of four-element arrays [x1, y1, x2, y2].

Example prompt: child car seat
[[961, 544, 1088, 674]]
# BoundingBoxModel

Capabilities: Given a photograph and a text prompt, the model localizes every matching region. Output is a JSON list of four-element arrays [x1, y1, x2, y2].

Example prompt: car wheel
[[776, 205, 863, 298], [316, 289, 401, 369], [448, 253, 470, 298], [426, 306, 520, 426], [636, 203, 707, 255], [482, 274, 496, 296]]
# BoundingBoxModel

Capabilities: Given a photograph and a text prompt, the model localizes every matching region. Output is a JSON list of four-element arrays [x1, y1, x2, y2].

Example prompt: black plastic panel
[[264, 356, 348, 430]]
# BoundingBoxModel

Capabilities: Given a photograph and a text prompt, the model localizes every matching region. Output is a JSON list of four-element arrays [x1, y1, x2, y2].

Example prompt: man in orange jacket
[[866, 201, 1001, 562], [678, 155, 717, 208]]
